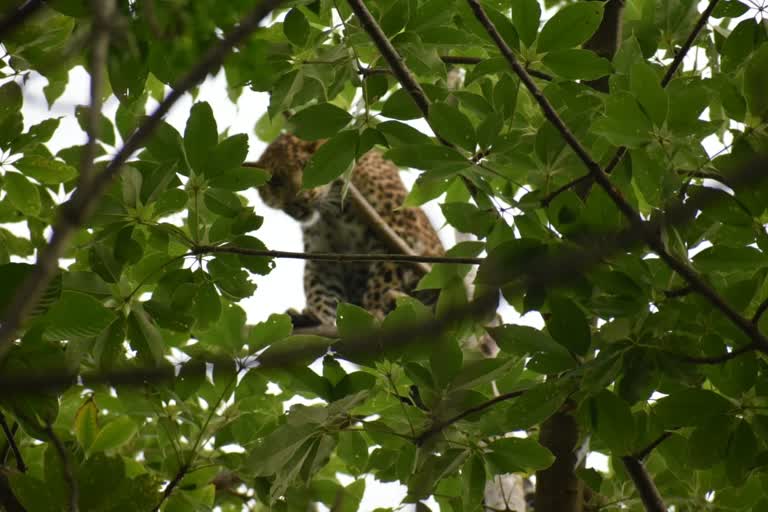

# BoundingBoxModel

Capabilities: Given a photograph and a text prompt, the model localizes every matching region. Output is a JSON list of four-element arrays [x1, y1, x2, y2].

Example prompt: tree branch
[[620, 457, 667, 512], [671, 341, 759, 365], [633, 432, 673, 461], [193, 245, 483, 265], [416, 389, 528, 445], [0, 0, 285, 361], [539, 0, 721, 205], [44, 425, 78, 512], [346, 0, 430, 116], [0, 0, 44, 40], [466, 0, 768, 356], [153, 464, 189, 512], [752, 297, 768, 325], [0, 414, 25, 473], [78, 0, 116, 187]]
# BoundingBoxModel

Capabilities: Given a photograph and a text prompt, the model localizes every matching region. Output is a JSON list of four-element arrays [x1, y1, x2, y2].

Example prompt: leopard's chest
[[302, 206, 381, 254]]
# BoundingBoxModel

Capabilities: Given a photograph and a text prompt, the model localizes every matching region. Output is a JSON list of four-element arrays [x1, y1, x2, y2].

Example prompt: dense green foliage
[[1, 0, 768, 511]]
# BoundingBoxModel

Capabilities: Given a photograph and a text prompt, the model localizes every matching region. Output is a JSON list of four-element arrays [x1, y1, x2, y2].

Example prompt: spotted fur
[[256, 133, 444, 325]]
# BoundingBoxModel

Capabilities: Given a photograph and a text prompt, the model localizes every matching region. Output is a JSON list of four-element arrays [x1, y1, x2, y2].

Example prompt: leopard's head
[[256, 133, 328, 222]]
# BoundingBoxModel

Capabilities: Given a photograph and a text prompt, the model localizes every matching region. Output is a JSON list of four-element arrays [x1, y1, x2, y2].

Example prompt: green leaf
[[381, 88, 423, 120], [302, 130, 359, 188], [418, 241, 484, 290], [75, 105, 115, 146], [284, 8, 310, 46], [510, 0, 540, 47], [630, 62, 667, 126], [0, 81, 22, 120], [42, 290, 116, 341], [385, 144, 469, 174], [16, 154, 77, 184], [0, 263, 61, 319], [4, 171, 41, 215], [487, 437, 554, 473], [428, 102, 476, 152], [250, 313, 293, 349], [488, 324, 574, 372], [744, 43, 768, 119], [127, 306, 166, 366], [74, 397, 99, 452], [248, 423, 318, 476], [462, 455, 485, 512], [87, 416, 138, 456], [546, 297, 591, 355], [193, 280, 221, 330], [207, 257, 256, 300], [337, 431, 368, 475], [542, 48, 612, 80], [184, 102, 218, 174], [289, 103, 352, 140], [146, 119, 184, 163], [653, 389, 733, 428], [337, 303, 376, 339], [440, 202, 496, 236], [591, 390, 635, 455], [260, 335, 332, 367], [504, 378, 577, 430], [593, 92, 653, 147], [204, 188, 242, 217], [537, 1, 605, 53]]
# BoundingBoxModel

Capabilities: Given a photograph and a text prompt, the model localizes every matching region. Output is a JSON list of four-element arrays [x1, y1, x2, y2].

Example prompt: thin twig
[[633, 432, 673, 461], [0, 0, 285, 362], [79, 0, 116, 187], [539, 0, 721, 205], [194, 245, 483, 265], [0, 414, 25, 472], [752, 297, 768, 325], [416, 389, 527, 445], [670, 341, 759, 365], [660, 0, 721, 86], [620, 457, 667, 512], [0, 0, 44, 40], [466, 0, 768, 355], [45, 425, 78, 512]]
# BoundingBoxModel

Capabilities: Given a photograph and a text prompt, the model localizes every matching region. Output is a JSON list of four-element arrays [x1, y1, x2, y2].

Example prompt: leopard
[[255, 132, 445, 326]]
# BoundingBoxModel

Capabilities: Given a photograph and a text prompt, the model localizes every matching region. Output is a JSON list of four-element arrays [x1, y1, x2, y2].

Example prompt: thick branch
[[45, 425, 78, 512], [0, 415, 25, 473], [0, 0, 285, 361], [620, 457, 667, 512], [467, 0, 768, 355], [416, 389, 527, 445]]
